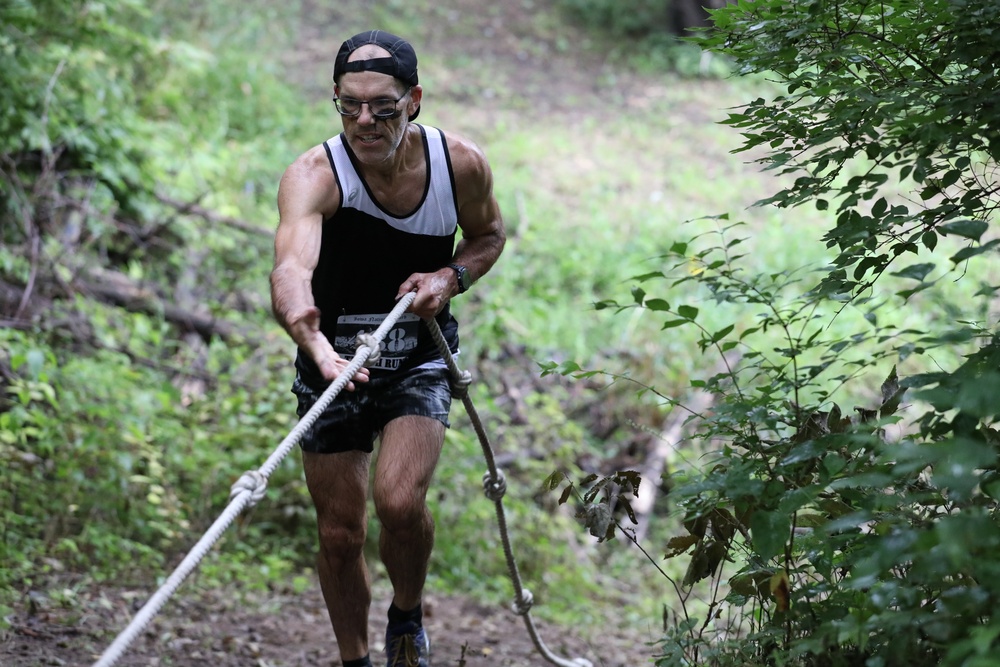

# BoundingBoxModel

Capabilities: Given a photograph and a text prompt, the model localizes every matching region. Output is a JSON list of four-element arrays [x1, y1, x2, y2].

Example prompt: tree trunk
[[669, 0, 733, 36]]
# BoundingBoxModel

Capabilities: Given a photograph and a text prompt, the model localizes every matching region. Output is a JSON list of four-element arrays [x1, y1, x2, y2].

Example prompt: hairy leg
[[303, 449, 372, 661], [373, 415, 445, 611]]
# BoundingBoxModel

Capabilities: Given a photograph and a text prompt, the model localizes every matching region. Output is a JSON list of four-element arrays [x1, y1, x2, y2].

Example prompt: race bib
[[333, 312, 420, 371]]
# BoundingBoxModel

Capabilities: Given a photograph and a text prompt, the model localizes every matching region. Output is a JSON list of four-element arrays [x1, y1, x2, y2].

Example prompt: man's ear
[[408, 85, 423, 116]]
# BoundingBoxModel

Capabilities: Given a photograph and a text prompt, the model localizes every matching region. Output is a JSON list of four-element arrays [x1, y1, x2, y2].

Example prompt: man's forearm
[[453, 226, 506, 284], [270, 263, 317, 345]]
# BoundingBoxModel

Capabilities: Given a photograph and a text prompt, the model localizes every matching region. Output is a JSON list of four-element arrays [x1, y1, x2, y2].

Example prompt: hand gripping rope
[[92, 292, 591, 667]]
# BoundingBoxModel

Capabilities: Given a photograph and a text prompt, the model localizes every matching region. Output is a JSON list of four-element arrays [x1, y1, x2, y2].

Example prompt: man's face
[[335, 72, 420, 166]]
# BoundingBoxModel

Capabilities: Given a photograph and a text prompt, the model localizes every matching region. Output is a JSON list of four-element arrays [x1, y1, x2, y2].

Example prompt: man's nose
[[356, 102, 377, 125]]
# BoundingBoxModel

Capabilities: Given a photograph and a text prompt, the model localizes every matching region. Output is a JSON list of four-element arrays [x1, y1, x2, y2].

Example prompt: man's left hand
[[396, 268, 456, 319]]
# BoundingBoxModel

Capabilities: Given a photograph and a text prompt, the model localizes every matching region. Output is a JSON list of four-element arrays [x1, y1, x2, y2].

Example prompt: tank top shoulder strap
[[420, 125, 460, 221], [322, 134, 355, 207]]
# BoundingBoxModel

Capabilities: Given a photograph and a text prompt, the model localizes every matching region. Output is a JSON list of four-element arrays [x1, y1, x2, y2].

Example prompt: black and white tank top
[[294, 124, 461, 388]]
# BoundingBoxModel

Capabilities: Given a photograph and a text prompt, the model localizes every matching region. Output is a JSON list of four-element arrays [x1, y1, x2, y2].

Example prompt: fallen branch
[[0, 268, 253, 345], [630, 392, 715, 543], [156, 193, 273, 238], [78, 270, 245, 344], [631, 355, 740, 543]]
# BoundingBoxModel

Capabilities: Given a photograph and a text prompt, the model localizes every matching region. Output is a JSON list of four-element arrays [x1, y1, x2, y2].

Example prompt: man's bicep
[[274, 162, 333, 272]]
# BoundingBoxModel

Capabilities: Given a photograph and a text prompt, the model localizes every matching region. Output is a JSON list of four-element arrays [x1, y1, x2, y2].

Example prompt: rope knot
[[355, 333, 381, 366], [450, 369, 473, 398], [511, 588, 534, 616], [229, 470, 268, 507], [482, 470, 507, 501]]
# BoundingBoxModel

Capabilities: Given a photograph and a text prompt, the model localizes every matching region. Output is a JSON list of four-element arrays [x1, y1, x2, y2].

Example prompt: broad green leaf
[[645, 298, 671, 311], [951, 239, 1000, 263], [939, 219, 988, 241], [678, 305, 699, 320], [891, 262, 935, 282], [710, 324, 735, 343], [750, 510, 790, 561]]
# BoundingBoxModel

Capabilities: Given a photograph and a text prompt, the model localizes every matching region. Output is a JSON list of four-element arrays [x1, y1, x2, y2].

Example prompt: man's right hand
[[291, 307, 370, 391]]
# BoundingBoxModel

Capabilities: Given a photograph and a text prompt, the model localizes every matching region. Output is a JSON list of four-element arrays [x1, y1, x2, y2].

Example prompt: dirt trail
[[1, 578, 658, 666]]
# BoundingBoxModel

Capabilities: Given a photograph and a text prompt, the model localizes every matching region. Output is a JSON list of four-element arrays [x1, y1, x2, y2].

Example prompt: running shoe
[[384, 620, 430, 667]]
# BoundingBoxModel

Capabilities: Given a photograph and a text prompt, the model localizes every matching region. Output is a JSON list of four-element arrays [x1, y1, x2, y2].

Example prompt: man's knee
[[317, 519, 367, 560], [374, 494, 426, 533]]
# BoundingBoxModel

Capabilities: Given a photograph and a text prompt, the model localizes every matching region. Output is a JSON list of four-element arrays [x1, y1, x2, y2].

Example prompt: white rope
[[94, 291, 591, 667], [92, 294, 416, 667], [424, 316, 593, 667]]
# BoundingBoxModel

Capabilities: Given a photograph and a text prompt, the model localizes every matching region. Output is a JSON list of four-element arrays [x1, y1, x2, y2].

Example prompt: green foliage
[[0, 0, 304, 260], [701, 0, 1000, 297], [548, 232, 1000, 666], [0, 0, 311, 614], [542, 0, 1000, 663], [0, 325, 301, 593]]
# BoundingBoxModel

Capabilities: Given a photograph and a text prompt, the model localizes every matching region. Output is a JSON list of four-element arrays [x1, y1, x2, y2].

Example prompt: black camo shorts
[[291, 365, 453, 454]]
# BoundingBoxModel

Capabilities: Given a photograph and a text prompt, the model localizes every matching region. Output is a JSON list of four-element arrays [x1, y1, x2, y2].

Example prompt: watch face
[[450, 263, 470, 292]]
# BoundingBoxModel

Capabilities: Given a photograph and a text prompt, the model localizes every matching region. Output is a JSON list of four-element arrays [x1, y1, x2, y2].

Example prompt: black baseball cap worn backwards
[[334, 30, 420, 121]]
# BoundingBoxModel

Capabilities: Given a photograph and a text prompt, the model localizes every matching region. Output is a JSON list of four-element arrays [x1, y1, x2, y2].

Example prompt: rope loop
[[229, 470, 268, 507], [451, 369, 473, 398], [482, 470, 507, 501], [511, 588, 534, 616], [355, 333, 381, 366]]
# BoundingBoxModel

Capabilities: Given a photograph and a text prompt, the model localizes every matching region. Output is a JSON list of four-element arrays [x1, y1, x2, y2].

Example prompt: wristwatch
[[448, 263, 472, 294]]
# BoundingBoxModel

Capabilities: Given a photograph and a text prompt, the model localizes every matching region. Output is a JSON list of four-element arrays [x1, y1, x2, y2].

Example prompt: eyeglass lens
[[337, 98, 399, 117], [334, 88, 410, 119]]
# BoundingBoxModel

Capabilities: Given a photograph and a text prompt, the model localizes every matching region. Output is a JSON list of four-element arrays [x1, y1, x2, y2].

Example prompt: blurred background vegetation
[[2, 0, 998, 665]]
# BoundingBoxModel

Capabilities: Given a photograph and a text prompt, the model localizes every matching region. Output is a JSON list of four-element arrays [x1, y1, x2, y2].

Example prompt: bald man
[[270, 30, 506, 667]]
